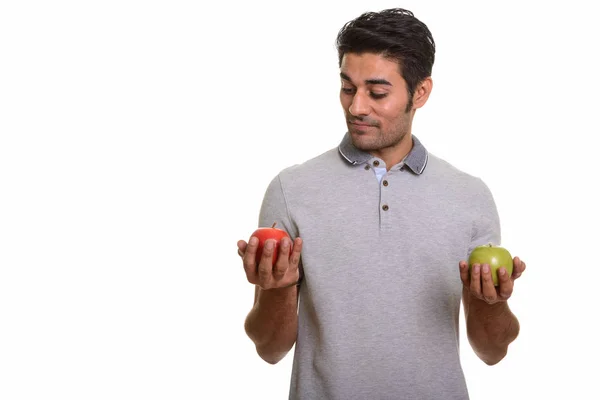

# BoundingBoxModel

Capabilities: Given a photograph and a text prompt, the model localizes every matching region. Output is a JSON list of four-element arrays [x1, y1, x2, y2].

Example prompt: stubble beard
[[349, 118, 411, 152]]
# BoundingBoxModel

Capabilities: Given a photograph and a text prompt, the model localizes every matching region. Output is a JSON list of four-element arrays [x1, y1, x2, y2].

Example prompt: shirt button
[[373, 160, 380, 167], [382, 204, 389, 211], [364, 165, 370, 170], [382, 180, 389, 186]]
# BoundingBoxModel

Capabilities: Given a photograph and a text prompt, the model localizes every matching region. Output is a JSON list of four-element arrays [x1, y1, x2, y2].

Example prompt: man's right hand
[[237, 236, 303, 290]]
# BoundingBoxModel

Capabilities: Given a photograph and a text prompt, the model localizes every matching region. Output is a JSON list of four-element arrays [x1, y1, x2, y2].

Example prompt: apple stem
[[272, 222, 277, 228]]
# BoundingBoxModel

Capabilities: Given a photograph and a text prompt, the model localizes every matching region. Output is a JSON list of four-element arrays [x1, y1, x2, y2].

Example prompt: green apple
[[468, 243, 513, 286]]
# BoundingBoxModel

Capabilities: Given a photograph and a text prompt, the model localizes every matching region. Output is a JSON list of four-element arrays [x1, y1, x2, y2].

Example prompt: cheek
[[383, 91, 411, 113], [375, 102, 402, 121], [339, 94, 350, 108]]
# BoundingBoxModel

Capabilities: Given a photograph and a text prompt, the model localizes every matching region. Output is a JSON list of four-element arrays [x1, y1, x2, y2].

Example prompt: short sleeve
[[468, 178, 501, 257], [258, 173, 298, 240]]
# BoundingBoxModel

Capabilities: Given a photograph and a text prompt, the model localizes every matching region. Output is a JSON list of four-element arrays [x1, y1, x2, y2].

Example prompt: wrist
[[261, 280, 300, 292], [260, 276, 302, 291]]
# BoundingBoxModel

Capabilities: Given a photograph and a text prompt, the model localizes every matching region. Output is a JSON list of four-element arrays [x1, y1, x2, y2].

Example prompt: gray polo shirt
[[258, 133, 501, 400]]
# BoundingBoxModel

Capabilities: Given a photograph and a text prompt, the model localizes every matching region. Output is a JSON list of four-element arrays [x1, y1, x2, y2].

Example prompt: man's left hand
[[459, 257, 526, 304]]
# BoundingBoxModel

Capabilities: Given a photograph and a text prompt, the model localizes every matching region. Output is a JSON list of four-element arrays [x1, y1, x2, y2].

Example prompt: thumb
[[459, 261, 470, 286]]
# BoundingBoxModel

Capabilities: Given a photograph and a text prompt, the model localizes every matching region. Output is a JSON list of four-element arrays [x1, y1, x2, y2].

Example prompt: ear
[[412, 77, 433, 110]]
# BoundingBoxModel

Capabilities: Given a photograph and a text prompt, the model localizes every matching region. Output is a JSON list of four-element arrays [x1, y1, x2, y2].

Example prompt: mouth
[[349, 120, 376, 127]]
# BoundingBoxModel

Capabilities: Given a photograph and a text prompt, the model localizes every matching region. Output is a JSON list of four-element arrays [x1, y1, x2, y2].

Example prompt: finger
[[512, 257, 526, 280], [480, 264, 497, 303], [498, 267, 513, 299], [290, 238, 302, 271], [272, 237, 291, 280], [242, 237, 259, 282], [237, 240, 247, 258], [257, 239, 276, 283], [469, 263, 482, 297], [519, 260, 526, 276], [290, 238, 303, 263], [459, 261, 470, 286], [289, 238, 303, 275]]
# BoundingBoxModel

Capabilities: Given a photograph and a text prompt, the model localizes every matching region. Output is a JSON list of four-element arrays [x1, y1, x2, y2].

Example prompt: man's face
[[339, 52, 415, 153]]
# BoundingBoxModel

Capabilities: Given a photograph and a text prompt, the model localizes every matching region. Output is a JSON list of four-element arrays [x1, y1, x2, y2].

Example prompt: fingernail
[[281, 238, 289, 248], [483, 265, 489, 273], [265, 241, 274, 250], [249, 237, 258, 246], [499, 268, 506, 276]]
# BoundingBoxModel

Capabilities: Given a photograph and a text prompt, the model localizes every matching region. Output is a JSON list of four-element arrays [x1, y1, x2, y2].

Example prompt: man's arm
[[245, 284, 299, 364], [240, 172, 302, 364], [460, 258, 526, 365], [462, 289, 519, 365], [461, 178, 526, 365], [238, 236, 303, 364]]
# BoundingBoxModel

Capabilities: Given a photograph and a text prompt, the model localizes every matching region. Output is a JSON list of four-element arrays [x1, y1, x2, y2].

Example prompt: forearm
[[244, 285, 299, 364], [464, 288, 520, 365]]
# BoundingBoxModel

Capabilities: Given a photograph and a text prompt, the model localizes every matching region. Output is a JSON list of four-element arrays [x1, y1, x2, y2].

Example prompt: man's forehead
[[340, 53, 402, 82]]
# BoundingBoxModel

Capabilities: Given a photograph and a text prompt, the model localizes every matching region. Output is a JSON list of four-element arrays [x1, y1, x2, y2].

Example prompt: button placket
[[380, 173, 390, 227]]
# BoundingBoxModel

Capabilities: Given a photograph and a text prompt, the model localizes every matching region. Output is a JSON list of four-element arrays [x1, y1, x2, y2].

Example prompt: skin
[[239, 51, 526, 366]]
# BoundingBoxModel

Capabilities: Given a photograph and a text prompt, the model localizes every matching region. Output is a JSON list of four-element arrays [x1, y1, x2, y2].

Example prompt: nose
[[348, 91, 370, 117]]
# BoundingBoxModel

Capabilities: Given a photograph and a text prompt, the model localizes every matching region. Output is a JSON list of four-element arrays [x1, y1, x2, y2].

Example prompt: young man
[[237, 8, 526, 400]]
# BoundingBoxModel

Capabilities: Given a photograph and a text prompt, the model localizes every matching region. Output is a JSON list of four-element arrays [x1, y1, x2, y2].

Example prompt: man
[[237, 8, 526, 400]]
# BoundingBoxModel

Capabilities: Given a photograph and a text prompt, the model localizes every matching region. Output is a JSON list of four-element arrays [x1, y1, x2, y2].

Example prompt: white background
[[1, 1, 599, 399]]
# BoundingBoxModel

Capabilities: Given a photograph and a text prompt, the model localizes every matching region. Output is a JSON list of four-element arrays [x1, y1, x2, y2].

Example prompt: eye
[[370, 92, 387, 100], [341, 85, 355, 95]]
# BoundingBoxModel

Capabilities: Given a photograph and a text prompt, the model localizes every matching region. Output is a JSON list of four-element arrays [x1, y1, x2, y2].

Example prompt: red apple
[[250, 222, 290, 266], [468, 243, 513, 286]]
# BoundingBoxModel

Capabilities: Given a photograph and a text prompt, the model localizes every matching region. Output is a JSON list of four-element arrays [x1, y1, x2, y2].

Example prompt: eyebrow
[[340, 72, 392, 86]]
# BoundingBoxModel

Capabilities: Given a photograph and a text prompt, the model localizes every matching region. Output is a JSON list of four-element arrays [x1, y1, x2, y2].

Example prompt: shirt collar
[[338, 132, 429, 174]]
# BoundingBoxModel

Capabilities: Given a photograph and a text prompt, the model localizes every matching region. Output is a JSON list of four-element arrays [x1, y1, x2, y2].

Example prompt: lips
[[350, 120, 376, 127], [348, 118, 377, 128]]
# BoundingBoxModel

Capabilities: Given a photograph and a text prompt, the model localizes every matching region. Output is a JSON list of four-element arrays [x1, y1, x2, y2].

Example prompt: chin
[[350, 134, 378, 151]]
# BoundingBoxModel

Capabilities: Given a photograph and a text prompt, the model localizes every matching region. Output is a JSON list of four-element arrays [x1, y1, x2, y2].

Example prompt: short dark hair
[[336, 8, 436, 109]]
